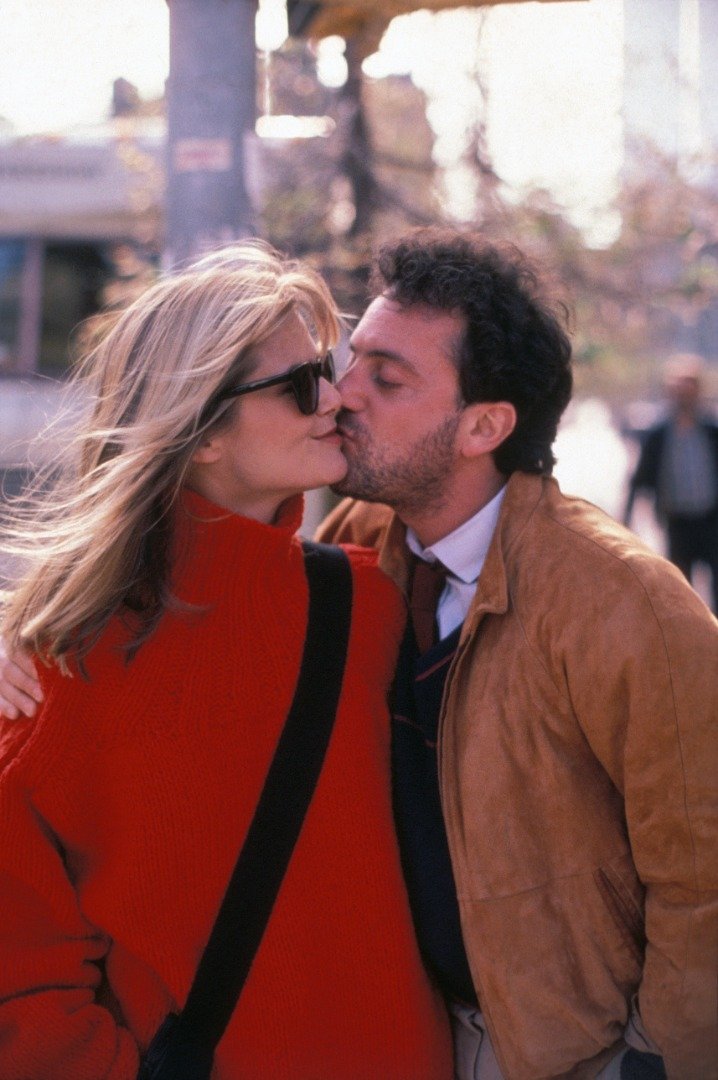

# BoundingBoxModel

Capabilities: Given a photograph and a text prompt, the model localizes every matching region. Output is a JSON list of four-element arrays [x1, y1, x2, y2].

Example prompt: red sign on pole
[[173, 139, 233, 173]]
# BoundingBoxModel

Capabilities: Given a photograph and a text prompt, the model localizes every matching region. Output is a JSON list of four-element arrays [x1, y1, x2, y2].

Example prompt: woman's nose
[[335, 366, 362, 410], [317, 376, 342, 415]]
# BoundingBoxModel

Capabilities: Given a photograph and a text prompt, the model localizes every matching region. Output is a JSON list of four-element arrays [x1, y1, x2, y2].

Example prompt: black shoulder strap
[[140, 542, 353, 1079]]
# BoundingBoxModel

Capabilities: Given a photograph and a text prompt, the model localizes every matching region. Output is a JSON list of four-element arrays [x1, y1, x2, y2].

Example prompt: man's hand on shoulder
[[0, 641, 42, 719]]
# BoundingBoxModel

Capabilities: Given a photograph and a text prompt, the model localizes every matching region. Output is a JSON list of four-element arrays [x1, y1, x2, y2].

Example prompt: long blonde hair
[[1, 241, 340, 671]]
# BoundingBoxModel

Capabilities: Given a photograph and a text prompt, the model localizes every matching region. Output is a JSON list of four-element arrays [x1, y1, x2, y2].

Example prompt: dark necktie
[[410, 557, 448, 654]]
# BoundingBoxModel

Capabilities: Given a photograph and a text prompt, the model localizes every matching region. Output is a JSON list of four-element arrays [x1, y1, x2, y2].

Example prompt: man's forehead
[[351, 296, 462, 356]]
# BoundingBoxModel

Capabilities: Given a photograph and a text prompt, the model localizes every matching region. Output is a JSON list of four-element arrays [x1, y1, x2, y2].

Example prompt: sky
[[0, 0, 624, 237]]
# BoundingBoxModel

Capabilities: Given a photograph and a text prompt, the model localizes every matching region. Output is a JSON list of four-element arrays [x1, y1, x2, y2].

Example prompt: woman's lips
[[315, 427, 341, 444]]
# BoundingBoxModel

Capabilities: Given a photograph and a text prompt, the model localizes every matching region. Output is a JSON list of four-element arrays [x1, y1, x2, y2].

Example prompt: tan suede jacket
[[317, 473, 718, 1080]]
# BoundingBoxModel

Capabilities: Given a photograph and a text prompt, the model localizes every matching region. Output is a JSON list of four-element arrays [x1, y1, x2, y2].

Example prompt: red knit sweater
[[0, 490, 451, 1080]]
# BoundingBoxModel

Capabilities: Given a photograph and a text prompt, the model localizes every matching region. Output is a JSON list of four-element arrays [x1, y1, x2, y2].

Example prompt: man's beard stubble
[[332, 409, 462, 517]]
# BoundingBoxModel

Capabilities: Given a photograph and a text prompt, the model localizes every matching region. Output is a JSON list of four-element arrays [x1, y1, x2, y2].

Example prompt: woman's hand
[[0, 641, 42, 719]]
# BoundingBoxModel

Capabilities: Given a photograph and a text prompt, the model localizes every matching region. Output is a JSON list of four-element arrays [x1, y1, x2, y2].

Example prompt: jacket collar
[[375, 472, 550, 629], [375, 511, 414, 594], [462, 472, 547, 634]]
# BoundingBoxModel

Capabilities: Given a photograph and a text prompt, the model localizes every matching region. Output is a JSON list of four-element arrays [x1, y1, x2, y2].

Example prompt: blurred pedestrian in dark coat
[[624, 354, 718, 612]]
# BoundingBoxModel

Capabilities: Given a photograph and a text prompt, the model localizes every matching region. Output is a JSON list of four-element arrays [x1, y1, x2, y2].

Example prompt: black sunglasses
[[218, 352, 336, 416]]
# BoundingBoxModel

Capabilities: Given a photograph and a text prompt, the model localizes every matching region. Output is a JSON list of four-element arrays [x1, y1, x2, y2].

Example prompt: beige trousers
[[450, 1003, 505, 1080]]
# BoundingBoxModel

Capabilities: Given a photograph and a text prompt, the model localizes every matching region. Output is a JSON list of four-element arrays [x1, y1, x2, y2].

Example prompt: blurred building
[[0, 120, 163, 379], [0, 118, 163, 497]]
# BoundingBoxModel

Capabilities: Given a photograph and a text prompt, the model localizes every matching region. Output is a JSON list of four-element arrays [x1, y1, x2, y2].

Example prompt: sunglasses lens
[[290, 354, 335, 415], [291, 364, 319, 415]]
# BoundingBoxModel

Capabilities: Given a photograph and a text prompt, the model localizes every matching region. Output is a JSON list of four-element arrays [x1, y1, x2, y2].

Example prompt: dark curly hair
[[370, 228, 573, 476]]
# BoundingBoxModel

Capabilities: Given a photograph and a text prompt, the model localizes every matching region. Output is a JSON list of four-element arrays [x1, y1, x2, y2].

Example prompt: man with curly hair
[[317, 229, 717, 1080]]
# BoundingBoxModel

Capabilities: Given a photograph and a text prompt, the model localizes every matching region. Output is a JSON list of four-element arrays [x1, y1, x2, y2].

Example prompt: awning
[[288, 0, 576, 48]]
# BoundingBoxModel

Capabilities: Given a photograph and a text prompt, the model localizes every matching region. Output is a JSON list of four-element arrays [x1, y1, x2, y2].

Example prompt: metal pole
[[165, 0, 258, 269]]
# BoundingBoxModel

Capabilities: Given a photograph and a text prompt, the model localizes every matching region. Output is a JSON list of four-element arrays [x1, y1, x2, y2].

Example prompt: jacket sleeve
[[564, 560, 718, 1079], [0, 722, 140, 1080]]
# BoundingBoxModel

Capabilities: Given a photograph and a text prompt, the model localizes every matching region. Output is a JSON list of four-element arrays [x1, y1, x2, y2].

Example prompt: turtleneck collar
[[168, 488, 306, 603], [179, 487, 305, 537]]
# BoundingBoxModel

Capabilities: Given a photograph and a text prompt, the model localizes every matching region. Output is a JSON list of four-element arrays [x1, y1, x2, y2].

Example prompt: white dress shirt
[[405, 486, 506, 640]]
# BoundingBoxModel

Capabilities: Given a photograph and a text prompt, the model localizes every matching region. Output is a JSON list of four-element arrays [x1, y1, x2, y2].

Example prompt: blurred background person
[[624, 354, 718, 613]]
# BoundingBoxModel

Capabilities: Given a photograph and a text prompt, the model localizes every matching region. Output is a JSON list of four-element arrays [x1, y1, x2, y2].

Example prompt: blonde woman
[[0, 244, 451, 1080]]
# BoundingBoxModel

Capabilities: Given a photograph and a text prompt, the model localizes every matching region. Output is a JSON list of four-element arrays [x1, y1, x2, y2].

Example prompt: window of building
[[0, 239, 157, 377], [39, 243, 108, 374], [0, 239, 26, 374]]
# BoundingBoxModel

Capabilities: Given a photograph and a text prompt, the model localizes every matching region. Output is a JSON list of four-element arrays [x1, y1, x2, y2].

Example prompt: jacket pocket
[[594, 861, 646, 966]]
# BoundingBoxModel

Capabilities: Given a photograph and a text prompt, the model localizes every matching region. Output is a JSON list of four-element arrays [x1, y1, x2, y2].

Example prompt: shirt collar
[[405, 486, 506, 584]]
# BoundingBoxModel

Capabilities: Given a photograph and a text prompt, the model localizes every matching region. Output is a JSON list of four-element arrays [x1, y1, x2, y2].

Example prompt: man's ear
[[458, 401, 517, 459]]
